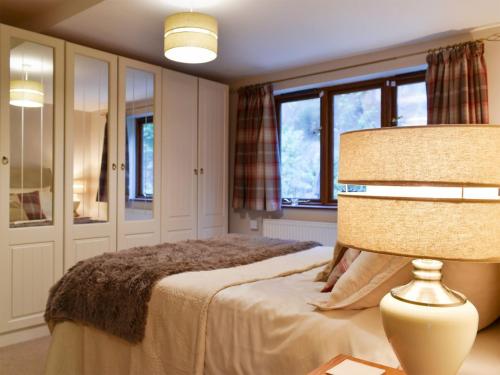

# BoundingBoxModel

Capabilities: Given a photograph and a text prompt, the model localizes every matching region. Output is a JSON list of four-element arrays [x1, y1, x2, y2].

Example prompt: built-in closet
[[162, 70, 228, 242], [0, 25, 65, 335], [64, 43, 118, 268], [0, 23, 228, 344], [117, 58, 162, 251]]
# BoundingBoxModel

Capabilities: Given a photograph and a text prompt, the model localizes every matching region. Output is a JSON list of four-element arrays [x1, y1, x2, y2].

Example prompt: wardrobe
[[162, 70, 228, 242], [0, 24, 228, 344]]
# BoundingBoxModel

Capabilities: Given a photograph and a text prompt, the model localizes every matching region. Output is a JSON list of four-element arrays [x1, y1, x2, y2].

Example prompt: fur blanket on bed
[[44, 235, 320, 343]]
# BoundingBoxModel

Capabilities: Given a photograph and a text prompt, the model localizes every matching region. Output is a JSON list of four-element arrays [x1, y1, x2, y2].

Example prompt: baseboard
[[0, 324, 49, 348]]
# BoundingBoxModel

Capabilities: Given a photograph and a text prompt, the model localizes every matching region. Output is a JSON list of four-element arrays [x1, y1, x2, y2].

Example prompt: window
[[135, 116, 154, 198], [276, 71, 427, 207]]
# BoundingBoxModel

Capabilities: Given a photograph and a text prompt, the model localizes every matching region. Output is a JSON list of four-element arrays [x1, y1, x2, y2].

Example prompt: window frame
[[275, 70, 426, 208], [134, 115, 154, 200]]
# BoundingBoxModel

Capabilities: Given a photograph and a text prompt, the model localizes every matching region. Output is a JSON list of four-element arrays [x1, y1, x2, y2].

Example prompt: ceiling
[[0, 0, 65, 23], [3, 0, 500, 83]]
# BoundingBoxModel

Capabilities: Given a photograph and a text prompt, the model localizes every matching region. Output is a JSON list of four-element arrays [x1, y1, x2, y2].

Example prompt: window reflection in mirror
[[9, 38, 54, 228], [73, 54, 109, 224], [125, 68, 154, 221]]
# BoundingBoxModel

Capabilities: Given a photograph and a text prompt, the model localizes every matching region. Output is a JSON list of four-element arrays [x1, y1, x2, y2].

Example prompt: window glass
[[333, 89, 381, 199], [280, 98, 321, 201], [397, 82, 427, 126]]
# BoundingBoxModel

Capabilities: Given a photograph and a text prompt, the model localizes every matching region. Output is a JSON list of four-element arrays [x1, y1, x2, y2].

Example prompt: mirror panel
[[73, 54, 110, 224], [9, 38, 54, 228], [124, 67, 155, 221]]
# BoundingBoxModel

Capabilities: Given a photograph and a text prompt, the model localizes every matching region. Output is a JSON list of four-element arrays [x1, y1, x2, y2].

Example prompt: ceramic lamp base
[[380, 260, 478, 375]]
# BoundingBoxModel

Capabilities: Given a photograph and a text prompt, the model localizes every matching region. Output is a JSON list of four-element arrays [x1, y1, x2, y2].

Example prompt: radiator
[[262, 219, 336, 246]]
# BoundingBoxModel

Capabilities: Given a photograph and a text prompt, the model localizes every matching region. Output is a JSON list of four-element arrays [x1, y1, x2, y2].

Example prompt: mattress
[[44, 246, 500, 375]]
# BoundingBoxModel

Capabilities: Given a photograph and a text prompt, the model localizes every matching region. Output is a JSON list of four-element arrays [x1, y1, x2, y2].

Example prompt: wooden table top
[[307, 354, 406, 375]]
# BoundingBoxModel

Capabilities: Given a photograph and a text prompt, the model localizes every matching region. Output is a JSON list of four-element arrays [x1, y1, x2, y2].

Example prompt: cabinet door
[[117, 58, 162, 250], [197, 79, 228, 239], [64, 43, 117, 269], [161, 70, 198, 242], [0, 25, 64, 333]]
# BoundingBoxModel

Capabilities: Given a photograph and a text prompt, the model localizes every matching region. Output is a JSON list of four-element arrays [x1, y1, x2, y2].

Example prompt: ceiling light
[[164, 12, 218, 64], [10, 79, 44, 108]]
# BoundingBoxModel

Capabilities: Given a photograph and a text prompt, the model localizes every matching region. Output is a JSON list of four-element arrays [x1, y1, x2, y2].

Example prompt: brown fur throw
[[45, 234, 319, 343]]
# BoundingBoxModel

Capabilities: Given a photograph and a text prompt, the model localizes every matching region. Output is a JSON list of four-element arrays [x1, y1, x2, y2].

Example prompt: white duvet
[[44, 246, 500, 375]]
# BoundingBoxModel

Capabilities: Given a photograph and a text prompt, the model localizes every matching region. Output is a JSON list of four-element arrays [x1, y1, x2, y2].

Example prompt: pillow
[[17, 191, 46, 220], [9, 194, 28, 222], [321, 248, 361, 292], [314, 242, 349, 282], [312, 252, 410, 310], [312, 253, 500, 330]]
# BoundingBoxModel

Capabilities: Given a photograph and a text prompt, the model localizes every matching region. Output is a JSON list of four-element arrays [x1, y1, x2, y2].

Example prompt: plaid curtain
[[232, 84, 281, 211], [426, 41, 489, 124], [96, 118, 108, 202]]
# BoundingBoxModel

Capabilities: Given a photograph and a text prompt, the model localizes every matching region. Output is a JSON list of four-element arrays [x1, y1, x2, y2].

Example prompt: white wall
[[228, 26, 500, 235]]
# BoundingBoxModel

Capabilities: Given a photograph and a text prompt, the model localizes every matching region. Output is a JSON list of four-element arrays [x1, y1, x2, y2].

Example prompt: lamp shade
[[339, 125, 500, 187], [164, 12, 218, 64], [10, 79, 44, 108], [337, 125, 500, 262]]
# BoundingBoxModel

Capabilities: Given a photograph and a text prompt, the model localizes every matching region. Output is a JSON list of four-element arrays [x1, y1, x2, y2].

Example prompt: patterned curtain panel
[[97, 118, 108, 202], [426, 41, 489, 124], [232, 84, 281, 212]]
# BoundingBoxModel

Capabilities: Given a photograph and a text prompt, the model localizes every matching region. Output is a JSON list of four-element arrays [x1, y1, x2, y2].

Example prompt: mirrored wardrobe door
[[117, 57, 161, 250], [0, 25, 64, 333], [64, 43, 117, 270]]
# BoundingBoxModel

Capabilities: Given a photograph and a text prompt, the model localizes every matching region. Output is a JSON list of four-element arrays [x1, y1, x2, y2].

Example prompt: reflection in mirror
[[125, 68, 154, 221], [9, 38, 54, 228], [73, 54, 109, 224]]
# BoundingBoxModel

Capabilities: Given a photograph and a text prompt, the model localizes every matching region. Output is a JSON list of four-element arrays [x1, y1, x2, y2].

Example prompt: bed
[[44, 245, 500, 375]]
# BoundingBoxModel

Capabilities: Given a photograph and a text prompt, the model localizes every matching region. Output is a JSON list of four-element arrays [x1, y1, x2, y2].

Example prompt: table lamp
[[337, 125, 500, 375]]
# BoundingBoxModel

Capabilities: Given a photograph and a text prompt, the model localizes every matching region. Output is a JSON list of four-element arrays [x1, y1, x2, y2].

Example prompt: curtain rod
[[245, 32, 500, 88], [261, 49, 427, 86]]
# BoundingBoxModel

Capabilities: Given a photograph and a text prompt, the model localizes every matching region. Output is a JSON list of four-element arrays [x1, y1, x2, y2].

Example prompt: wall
[[228, 26, 500, 235]]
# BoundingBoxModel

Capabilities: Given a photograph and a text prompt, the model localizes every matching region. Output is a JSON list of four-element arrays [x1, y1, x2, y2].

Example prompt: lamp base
[[380, 259, 478, 375]]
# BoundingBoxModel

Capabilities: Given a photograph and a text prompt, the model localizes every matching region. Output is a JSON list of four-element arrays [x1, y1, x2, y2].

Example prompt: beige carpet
[[0, 336, 50, 375]]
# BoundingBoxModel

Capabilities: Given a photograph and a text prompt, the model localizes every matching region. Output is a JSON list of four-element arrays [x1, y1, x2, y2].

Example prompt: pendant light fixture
[[164, 11, 218, 64], [10, 72, 44, 108]]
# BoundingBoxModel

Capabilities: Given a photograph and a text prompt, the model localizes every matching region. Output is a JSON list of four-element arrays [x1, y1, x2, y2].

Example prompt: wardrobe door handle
[[120, 163, 125, 171], [200, 168, 204, 175], [112, 163, 117, 171], [1, 156, 8, 165], [194, 169, 198, 175]]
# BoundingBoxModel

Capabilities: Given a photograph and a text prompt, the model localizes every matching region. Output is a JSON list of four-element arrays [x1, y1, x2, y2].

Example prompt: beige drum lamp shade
[[164, 12, 218, 64], [337, 125, 500, 262], [10, 79, 44, 108]]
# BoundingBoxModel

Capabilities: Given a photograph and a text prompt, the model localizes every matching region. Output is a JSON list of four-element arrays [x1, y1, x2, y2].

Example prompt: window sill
[[282, 203, 337, 210], [129, 197, 153, 202]]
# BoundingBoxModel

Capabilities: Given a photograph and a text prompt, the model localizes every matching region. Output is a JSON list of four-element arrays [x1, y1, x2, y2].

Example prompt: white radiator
[[262, 219, 336, 246]]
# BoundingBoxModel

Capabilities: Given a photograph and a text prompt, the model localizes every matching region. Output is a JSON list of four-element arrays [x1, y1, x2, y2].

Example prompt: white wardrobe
[[0, 25, 65, 339], [162, 70, 228, 242], [0, 23, 228, 345]]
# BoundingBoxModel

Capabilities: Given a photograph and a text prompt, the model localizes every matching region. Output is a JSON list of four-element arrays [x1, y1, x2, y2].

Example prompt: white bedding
[[44, 245, 500, 375], [205, 267, 500, 374]]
